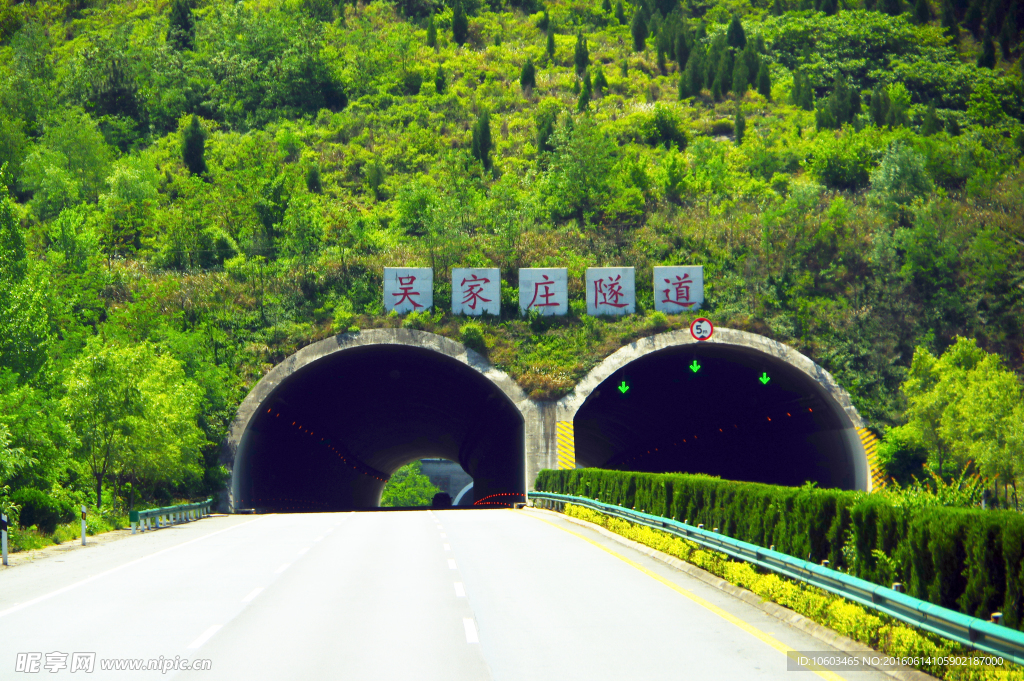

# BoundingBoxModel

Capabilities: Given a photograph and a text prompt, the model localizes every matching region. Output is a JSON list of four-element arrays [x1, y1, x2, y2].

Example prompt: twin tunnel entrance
[[227, 329, 870, 512]]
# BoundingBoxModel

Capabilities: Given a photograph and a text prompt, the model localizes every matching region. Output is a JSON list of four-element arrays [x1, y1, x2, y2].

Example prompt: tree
[[999, 13, 1017, 58], [964, 0, 984, 35], [757, 63, 772, 99], [732, 56, 749, 94], [574, 31, 590, 74], [577, 71, 593, 111], [181, 115, 207, 176], [675, 31, 690, 68], [380, 461, 440, 507], [427, 13, 437, 48], [542, 113, 616, 220], [520, 58, 537, 90], [471, 109, 493, 170], [735, 107, 746, 143], [883, 338, 1024, 488], [452, 0, 469, 46], [941, 0, 961, 42], [726, 14, 746, 48], [547, 25, 556, 59], [921, 101, 942, 134], [657, 45, 668, 74], [593, 65, 608, 95], [914, 0, 932, 22], [615, 0, 627, 23], [631, 10, 649, 51], [870, 84, 890, 125], [881, 0, 902, 13], [435, 65, 446, 93], [167, 0, 196, 51], [602, 0, 612, 12], [716, 50, 733, 94]]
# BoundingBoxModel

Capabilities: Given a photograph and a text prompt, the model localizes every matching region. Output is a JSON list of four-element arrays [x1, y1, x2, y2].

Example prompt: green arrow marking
[[689, 360, 701, 373], [618, 381, 629, 394], [759, 372, 771, 385]]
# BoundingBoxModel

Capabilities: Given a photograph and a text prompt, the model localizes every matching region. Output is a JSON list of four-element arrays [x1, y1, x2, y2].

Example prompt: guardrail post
[[1, 513, 8, 566], [80, 506, 87, 546], [130, 510, 138, 534]]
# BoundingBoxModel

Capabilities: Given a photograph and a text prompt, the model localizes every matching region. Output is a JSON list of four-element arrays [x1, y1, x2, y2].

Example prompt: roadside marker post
[[1, 513, 8, 566], [80, 506, 87, 546], [130, 510, 139, 534]]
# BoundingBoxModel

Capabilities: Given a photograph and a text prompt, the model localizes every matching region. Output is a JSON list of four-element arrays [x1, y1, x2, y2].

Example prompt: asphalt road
[[0, 509, 893, 681]]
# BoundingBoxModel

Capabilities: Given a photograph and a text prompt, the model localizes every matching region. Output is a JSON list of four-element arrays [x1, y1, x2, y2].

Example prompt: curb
[[525, 506, 937, 681]]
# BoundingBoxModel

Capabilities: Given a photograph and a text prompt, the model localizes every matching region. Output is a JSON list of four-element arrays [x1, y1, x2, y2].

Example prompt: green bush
[[536, 468, 1024, 630], [11, 488, 69, 534]]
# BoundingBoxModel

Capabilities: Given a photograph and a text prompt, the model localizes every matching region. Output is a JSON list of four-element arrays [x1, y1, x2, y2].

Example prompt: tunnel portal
[[571, 342, 865, 489], [231, 344, 525, 511]]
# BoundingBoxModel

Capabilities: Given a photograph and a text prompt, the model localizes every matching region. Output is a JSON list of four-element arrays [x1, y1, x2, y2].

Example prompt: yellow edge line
[[519, 510, 848, 681]]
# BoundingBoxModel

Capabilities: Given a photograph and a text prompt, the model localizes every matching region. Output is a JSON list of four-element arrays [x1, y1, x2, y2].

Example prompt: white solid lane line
[[444, 543, 451, 551], [463, 618, 479, 643], [440, 533, 447, 538], [448, 559, 457, 569], [241, 588, 263, 603], [296, 548, 309, 557], [187, 625, 222, 649], [275, 563, 290, 574], [0, 518, 261, 619], [313, 536, 324, 542], [454, 582, 466, 597]]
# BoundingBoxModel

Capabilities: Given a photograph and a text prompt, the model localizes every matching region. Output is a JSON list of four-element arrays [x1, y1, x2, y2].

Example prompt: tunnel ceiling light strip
[[268, 408, 388, 482]]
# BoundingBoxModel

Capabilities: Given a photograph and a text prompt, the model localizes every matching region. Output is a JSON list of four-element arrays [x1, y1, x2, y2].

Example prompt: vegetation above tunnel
[[1, 0, 1023, 531]]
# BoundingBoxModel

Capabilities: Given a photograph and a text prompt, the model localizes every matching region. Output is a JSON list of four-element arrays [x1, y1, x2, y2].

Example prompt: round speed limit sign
[[690, 318, 714, 341]]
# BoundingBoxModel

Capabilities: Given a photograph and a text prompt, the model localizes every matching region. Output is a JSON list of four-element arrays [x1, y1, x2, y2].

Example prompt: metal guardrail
[[129, 498, 214, 533], [529, 491, 1024, 665]]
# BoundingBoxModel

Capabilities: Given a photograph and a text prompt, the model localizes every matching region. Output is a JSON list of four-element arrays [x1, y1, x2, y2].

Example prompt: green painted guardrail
[[128, 498, 214, 533], [529, 491, 1024, 666]]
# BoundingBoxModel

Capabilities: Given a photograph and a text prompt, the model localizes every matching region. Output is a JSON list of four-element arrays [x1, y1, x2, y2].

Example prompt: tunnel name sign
[[382, 266, 703, 316]]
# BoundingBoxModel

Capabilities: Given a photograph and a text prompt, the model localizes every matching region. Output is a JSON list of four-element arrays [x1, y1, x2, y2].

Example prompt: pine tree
[[773, 0, 785, 14], [726, 14, 747, 48], [427, 13, 437, 48], [536, 110, 556, 152], [881, 0, 902, 14], [657, 45, 668, 74], [520, 58, 537, 90], [978, 32, 996, 66], [864, 0, 877, 11], [434, 65, 446, 93], [821, 0, 838, 13], [577, 71, 593, 111], [675, 32, 690, 68], [922, 101, 942, 134], [167, 0, 195, 51], [733, 57, 749, 94], [602, 0, 612, 12], [869, 84, 890, 126], [306, 164, 323, 193], [594, 65, 608, 94], [538, 9, 550, 30], [181, 115, 207, 176], [574, 31, 590, 73], [711, 74, 722, 100], [452, 0, 469, 46], [717, 50, 733, 94], [471, 110, 493, 170], [678, 69, 691, 98], [735, 107, 746, 143], [964, 0, 984, 35], [999, 14, 1017, 59], [547, 25, 556, 59], [631, 10, 649, 50], [757, 63, 772, 99], [615, 0, 627, 24], [914, 0, 932, 22], [941, 0, 961, 42]]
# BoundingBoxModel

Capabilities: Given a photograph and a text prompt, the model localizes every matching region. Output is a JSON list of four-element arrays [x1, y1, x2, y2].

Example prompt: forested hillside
[[1, 0, 1023, 529]]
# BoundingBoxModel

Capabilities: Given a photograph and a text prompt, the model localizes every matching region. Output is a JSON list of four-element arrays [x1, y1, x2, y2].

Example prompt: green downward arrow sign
[[759, 372, 771, 385], [618, 381, 629, 393], [689, 360, 701, 373]]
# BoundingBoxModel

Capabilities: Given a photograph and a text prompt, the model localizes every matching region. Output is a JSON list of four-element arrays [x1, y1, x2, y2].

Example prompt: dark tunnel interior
[[232, 346, 525, 511], [573, 345, 860, 489]]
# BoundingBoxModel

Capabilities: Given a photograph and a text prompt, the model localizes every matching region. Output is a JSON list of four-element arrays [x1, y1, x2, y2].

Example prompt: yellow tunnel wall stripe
[[857, 427, 885, 490], [556, 421, 575, 470]]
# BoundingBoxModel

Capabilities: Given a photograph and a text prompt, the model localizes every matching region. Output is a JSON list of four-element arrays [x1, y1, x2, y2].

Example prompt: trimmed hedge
[[535, 469, 1024, 631]]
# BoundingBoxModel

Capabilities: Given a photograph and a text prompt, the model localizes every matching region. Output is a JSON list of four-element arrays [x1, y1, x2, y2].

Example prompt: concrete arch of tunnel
[[224, 327, 876, 512], [224, 329, 533, 512], [553, 328, 873, 491]]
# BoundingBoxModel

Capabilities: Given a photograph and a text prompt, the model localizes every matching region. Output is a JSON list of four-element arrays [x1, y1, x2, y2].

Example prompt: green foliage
[[631, 10, 649, 51], [471, 109, 493, 170], [167, 0, 196, 51], [977, 33, 996, 67], [735, 107, 746, 144], [380, 461, 441, 506], [537, 467, 1024, 631], [453, 0, 469, 45], [520, 58, 537, 90], [574, 31, 590, 74], [427, 13, 437, 47]]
